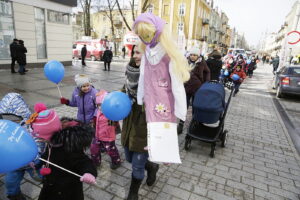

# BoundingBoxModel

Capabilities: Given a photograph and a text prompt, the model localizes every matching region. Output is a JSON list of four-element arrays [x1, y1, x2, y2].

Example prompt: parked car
[[274, 65, 300, 98]]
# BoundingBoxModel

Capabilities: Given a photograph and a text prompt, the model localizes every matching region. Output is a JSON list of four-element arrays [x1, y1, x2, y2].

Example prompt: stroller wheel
[[221, 130, 228, 148], [184, 137, 192, 151], [210, 143, 216, 158]]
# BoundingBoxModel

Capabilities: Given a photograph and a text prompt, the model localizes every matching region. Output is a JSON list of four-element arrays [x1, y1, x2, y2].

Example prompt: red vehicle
[[73, 39, 109, 61]]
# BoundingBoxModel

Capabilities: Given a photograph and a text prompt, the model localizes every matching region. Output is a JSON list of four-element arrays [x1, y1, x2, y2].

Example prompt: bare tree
[[141, 0, 151, 13], [129, 0, 135, 21], [79, 0, 92, 36], [116, 0, 132, 31]]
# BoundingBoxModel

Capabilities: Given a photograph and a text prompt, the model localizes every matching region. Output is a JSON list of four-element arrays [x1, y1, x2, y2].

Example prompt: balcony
[[202, 18, 209, 25], [200, 36, 208, 42], [113, 20, 122, 28]]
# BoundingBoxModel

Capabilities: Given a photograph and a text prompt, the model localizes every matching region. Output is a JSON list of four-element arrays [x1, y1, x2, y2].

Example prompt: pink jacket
[[95, 90, 116, 142]]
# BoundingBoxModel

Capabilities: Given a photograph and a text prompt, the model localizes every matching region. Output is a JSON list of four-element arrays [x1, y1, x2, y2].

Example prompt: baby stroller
[[184, 81, 234, 157], [0, 93, 31, 125]]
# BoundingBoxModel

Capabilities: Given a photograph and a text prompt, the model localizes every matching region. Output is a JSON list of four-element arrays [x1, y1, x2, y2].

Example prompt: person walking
[[206, 49, 222, 81], [103, 47, 113, 71], [271, 55, 280, 75], [81, 44, 87, 66], [16, 40, 27, 75], [121, 45, 159, 200], [10, 38, 18, 73], [122, 46, 126, 59]]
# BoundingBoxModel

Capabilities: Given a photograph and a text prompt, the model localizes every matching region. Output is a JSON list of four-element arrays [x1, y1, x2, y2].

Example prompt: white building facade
[[0, 0, 76, 68]]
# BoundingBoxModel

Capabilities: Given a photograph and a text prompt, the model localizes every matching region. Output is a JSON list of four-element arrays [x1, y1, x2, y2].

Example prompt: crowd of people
[[3, 13, 264, 200]]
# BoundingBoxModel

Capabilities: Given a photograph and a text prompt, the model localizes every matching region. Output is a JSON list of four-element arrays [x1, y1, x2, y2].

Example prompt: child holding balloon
[[60, 74, 98, 124], [5, 103, 61, 200], [230, 65, 246, 96], [90, 90, 121, 169]]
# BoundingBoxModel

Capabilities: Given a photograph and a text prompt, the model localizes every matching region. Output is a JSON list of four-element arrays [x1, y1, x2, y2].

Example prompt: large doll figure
[[133, 13, 190, 163]]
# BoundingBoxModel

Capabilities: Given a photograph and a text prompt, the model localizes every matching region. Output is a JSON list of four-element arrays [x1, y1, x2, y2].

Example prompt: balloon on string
[[101, 91, 132, 121], [0, 120, 38, 173], [232, 74, 240, 81], [44, 60, 65, 84], [246, 59, 251, 64]]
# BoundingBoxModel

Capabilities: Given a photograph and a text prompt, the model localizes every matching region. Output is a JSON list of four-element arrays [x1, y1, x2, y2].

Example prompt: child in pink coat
[[90, 90, 121, 169]]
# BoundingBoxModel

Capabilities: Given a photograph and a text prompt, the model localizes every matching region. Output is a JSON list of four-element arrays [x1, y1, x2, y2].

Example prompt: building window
[[0, 0, 15, 59], [163, 4, 169, 16], [35, 8, 47, 59], [178, 3, 185, 16], [177, 22, 184, 33], [47, 10, 69, 24], [148, 4, 154, 13]]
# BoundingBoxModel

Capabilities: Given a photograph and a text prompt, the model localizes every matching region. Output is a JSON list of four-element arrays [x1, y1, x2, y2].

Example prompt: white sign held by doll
[[147, 122, 181, 163]]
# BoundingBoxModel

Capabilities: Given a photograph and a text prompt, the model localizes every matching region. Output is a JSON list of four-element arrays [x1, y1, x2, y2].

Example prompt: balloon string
[[57, 84, 62, 98], [39, 157, 82, 178]]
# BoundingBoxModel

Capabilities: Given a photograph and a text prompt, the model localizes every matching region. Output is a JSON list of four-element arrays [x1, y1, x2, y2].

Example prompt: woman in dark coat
[[121, 45, 159, 200], [16, 40, 27, 75], [38, 118, 97, 200], [206, 49, 222, 80], [177, 48, 211, 134], [102, 47, 113, 71]]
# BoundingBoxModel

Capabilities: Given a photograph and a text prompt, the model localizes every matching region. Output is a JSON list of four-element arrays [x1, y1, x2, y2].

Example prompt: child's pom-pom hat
[[74, 74, 91, 88]]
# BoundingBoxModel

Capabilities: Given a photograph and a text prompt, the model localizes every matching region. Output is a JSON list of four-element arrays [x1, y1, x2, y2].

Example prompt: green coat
[[121, 102, 147, 153]]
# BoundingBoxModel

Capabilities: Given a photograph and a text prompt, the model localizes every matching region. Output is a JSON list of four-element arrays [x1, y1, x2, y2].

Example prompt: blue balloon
[[224, 70, 229, 76], [0, 120, 38, 173], [246, 59, 251, 64], [232, 74, 240, 81], [102, 91, 132, 121], [44, 60, 65, 84]]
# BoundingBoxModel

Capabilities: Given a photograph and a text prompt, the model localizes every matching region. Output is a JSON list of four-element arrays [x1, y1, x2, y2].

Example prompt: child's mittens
[[60, 97, 70, 105], [40, 167, 52, 176], [80, 173, 96, 184]]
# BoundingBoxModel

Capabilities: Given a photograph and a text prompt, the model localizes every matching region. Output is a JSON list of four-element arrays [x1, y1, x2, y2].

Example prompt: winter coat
[[206, 57, 222, 80], [121, 63, 147, 153], [10, 42, 18, 58], [103, 49, 113, 63], [95, 90, 116, 142], [185, 57, 211, 96], [231, 69, 247, 83], [16, 44, 27, 65], [81, 46, 87, 57], [38, 118, 97, 200], [69, 87, 97, 123], [121, 102, 147, 152], [247, 61, 256, 71]]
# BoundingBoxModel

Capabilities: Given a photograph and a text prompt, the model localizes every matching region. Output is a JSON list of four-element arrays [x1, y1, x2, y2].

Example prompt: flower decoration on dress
[[155, 103, 166, 114]]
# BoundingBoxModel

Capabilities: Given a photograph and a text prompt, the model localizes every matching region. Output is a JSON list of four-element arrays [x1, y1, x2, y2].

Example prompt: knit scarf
[[125, 64, 140, 100]]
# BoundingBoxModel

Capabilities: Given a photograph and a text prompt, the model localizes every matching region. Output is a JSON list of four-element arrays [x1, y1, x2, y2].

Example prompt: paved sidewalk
[[1, 63, 300, 200]]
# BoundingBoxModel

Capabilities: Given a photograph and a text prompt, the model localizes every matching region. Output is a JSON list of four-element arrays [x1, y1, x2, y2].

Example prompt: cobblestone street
[[1, 63, 300, 200]]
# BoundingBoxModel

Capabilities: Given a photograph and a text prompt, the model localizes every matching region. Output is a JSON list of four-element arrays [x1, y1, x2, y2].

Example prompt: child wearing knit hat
[[5, 103, 61, 200], [60, 74, 98, 124]]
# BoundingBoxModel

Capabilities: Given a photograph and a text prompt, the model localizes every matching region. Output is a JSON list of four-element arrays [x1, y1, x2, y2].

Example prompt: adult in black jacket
[[206, 50, 223, 81], [16, 40, 27, 75], [81, 45, 87, 66], [103, 47, 113, 71], [38, 118, 97, 200], [9, 39, 18, 73]]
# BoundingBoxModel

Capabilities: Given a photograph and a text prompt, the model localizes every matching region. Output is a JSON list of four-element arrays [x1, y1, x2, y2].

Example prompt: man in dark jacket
[[16, 40, 27, 75], [103, 47, 113, 71], [10, 39, 18, 73], [81, 44, 87, 66], [206, 49, 223, 80], [271, 55, 280, 74]]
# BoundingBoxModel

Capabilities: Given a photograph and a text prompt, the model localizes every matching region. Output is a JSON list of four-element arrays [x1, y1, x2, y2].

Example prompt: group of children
[[5, 74, 122, 200]]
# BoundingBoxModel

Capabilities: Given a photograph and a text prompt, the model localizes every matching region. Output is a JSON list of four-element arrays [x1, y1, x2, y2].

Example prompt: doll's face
[[81, 83, 90, 93], [139, 31, 155, 44]]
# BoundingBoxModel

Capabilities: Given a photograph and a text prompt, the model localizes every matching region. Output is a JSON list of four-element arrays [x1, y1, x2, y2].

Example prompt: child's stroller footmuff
[[193, 81, 225, 124]]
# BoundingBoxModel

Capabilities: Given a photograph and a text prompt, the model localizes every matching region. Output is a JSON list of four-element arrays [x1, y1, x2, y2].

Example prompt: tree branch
[[116, 0, 132, 31]]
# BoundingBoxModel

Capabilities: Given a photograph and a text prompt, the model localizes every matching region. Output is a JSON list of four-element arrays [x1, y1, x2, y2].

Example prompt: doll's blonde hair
[[135, 22, 190, 83]]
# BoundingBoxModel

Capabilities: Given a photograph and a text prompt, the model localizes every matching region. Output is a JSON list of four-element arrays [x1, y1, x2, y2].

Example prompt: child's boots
[[127, 176, 142, 200], [145, 161, 159, 186]]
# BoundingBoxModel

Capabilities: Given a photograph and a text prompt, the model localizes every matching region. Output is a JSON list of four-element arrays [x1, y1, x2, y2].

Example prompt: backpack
[[193, 82, 225, 124]]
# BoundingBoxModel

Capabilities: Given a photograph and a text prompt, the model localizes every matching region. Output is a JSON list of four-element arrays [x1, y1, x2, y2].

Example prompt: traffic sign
[[287, 31, 300, 45]]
